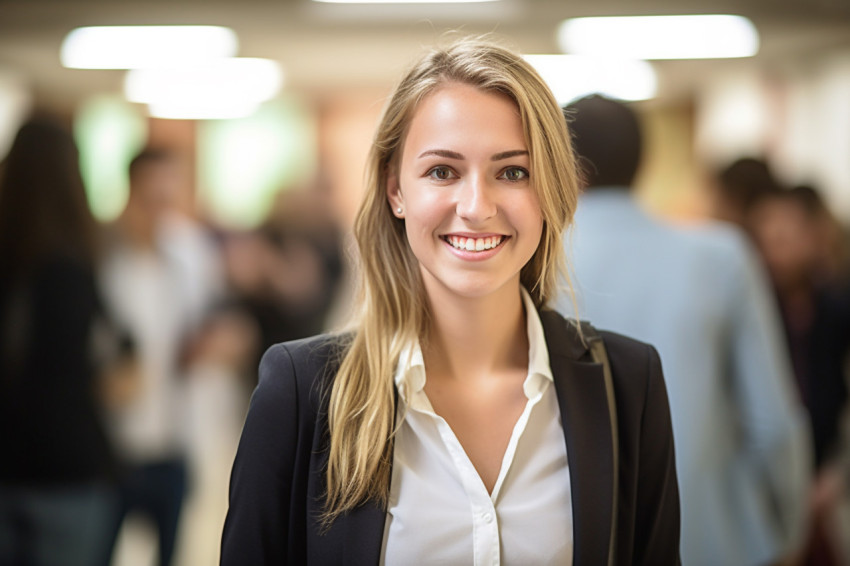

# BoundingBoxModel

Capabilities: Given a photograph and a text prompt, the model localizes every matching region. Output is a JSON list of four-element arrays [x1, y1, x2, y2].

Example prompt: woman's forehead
[[401, 84, 525, 156]]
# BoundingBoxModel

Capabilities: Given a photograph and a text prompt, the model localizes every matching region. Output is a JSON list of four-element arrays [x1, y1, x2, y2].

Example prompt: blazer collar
[[540, 308, 616, 566], [323, 309, 615, 566]]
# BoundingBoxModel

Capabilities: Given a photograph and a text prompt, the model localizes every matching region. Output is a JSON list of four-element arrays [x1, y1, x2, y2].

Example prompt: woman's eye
[[427, 166, 455, 181], [500, 167, 529, 182]]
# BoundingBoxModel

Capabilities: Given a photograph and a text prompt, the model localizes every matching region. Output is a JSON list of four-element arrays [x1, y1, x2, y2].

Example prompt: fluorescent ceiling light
[[147, 101, 262, 120], [558, 15, 759, 60], [313, 0, 495, 3], [125, 58, 282, 120], [61, 25, 238, 69], [524, 54, 657, 104]]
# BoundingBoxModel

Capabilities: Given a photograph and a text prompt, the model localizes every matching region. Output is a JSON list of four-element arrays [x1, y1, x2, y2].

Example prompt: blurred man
[[558, 95, 811, 566], [98, 149, 224, 566]]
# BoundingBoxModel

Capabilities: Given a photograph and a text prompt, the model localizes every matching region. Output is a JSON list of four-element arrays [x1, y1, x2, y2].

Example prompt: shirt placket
[[413, 379, 545, 566], [433, 415, 501, 566]]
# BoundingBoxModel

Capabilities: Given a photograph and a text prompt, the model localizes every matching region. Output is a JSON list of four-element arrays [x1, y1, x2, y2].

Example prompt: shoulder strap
[[578, 321, 619, 566]]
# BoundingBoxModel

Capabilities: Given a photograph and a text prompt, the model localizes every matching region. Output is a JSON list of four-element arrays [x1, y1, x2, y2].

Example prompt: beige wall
[[635, 102, 711, 224], [316, 90, 389, 231]]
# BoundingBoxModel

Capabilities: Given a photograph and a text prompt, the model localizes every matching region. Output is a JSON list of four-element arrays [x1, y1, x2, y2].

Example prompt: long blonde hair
[[324, 36, 581, 522]]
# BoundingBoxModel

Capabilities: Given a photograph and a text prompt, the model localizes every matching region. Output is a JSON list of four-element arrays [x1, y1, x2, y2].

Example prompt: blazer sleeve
[[220, 343, 301, 565], [632, 342, 681, 565]]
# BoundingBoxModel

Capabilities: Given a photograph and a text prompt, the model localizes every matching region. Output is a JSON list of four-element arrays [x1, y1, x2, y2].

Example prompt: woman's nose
[[456, 175, 497, 222]]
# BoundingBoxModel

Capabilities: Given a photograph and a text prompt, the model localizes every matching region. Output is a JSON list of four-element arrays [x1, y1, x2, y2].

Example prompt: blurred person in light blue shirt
[[557, 95, 811, 566]]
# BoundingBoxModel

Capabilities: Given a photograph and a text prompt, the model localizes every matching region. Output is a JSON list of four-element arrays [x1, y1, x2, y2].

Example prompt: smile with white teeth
[[444, 235, 505, 252]]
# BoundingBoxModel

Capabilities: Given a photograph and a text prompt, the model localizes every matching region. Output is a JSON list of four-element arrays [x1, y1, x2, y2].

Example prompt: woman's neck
[[423, 283, 528, 384]]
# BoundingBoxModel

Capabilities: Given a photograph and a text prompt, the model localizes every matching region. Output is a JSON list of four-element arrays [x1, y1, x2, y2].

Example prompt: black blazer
[[220, 309, 680, 565]]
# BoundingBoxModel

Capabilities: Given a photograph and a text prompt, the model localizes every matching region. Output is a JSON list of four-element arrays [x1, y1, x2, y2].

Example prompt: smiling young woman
[[220, 37, 681, 566]]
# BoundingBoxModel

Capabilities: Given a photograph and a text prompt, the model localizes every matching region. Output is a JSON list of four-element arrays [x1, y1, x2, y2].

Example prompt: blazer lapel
[[540, 309, 615, 566]]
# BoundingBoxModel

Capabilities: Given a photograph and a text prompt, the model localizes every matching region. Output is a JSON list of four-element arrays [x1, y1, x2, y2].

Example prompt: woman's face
[[387, 82, 543, 304]]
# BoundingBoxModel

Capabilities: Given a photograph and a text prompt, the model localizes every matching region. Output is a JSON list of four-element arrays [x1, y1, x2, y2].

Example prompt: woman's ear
[[386, 166, 405, 218]]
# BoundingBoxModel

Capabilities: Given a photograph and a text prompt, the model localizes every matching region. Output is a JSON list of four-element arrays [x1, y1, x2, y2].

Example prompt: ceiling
[[1, 0, 850, 113]]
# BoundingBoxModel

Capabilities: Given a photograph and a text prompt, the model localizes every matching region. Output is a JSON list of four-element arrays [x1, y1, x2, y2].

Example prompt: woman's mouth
[[442, 234, 506, 252]]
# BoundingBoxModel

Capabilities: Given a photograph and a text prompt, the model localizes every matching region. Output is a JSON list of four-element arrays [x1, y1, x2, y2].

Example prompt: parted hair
[[324, 36, 582, 523]]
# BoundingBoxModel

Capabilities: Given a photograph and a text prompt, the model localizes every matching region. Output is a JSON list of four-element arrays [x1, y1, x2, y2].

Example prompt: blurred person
[[222, 183, 345, 378], [557, 94, 810, 566], [749, 186, 850, 462], [262, 182, 345, 333], [98, 149, 225, 566], [761, 185, 850, 288], [712, 156, 783, 231], [0, 116, 134, 566], [749, 185, 850, 565], [222, 38, 680, 565]]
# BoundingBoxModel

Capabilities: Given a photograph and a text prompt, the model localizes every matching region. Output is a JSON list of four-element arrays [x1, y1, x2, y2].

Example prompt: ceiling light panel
[[313, 0, 495, 3], [124, 58, 283, 120], [558, 15, 759, 60], [525, 54, 657, 104], [61, 25, 239, 69]]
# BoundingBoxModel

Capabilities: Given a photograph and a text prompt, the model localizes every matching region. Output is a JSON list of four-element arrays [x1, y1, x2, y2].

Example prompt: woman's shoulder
[[594, 327, 667, 414], [541, 308, 659, 364], [596, 328, 659, 362], [255, 332, 351, 405], [237, 333, 350, 459], [543, 309, 663, 393], [260, 332, 350, 372]]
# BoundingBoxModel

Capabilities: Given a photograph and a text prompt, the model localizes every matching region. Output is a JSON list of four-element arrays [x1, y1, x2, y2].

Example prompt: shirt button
[[483, 512, 494, 523]]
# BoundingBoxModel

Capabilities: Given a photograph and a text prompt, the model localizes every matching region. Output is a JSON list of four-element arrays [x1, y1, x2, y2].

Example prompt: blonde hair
[[323, 36, 581, 523]]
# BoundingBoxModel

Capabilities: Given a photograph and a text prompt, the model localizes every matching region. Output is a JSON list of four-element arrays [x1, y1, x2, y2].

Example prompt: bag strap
[[578, 320, 619, 566]]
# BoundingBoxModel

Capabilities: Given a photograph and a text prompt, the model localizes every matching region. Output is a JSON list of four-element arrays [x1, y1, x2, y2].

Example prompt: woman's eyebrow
[[491, 150, 528, 161], [416, 149, 528, 161], [418, 149, 464, 159]]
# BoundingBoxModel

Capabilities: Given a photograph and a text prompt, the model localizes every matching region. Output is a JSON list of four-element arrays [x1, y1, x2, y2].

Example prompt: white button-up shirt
[[381, 289, 573, 565]]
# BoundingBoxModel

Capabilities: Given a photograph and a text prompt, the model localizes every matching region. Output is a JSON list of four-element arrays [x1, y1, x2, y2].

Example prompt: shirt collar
[[393, 287, 553, 405], [522, 287, 554, 398]]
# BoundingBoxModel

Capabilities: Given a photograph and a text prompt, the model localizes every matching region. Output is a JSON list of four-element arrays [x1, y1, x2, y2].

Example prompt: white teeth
[[446, 235, 503, 251]]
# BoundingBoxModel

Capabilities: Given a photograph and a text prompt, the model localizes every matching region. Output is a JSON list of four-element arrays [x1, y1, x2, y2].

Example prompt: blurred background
[[1, 0, 850, 565]]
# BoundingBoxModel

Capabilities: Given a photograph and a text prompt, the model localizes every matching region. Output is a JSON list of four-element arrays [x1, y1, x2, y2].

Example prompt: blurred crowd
[[713, 156, 850, 565], [0, 114, 345, 566], [1, 101, 850, 566]]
